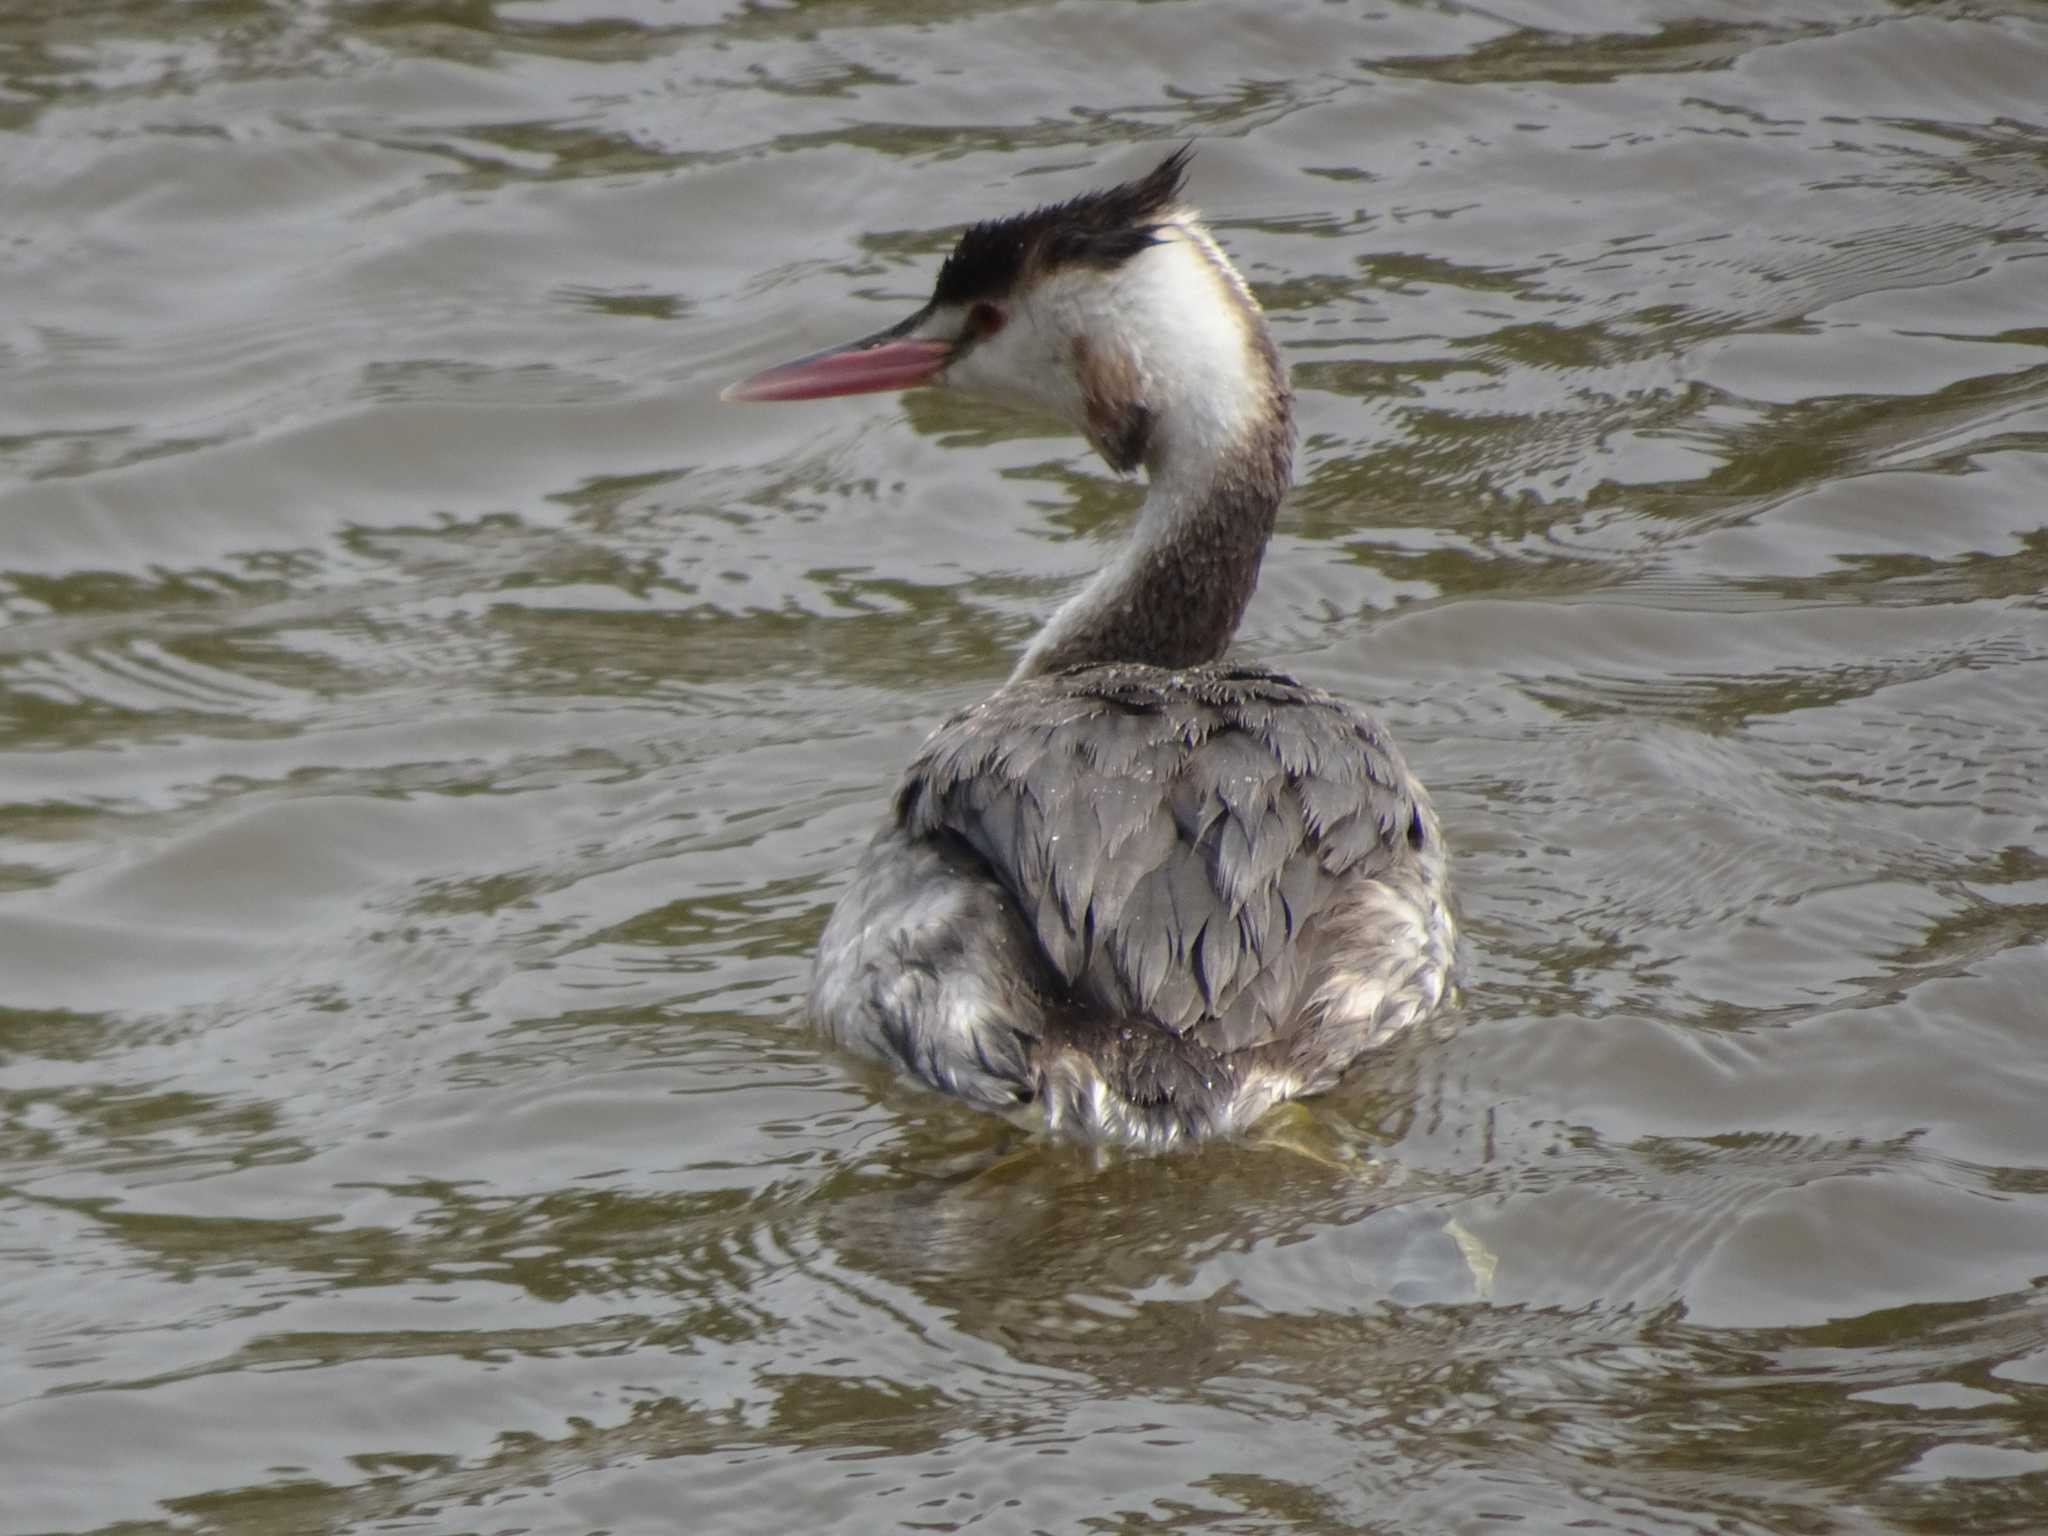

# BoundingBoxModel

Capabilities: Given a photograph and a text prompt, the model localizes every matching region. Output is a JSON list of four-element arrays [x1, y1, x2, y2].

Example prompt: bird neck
[[1013, 239, 1293, 681]]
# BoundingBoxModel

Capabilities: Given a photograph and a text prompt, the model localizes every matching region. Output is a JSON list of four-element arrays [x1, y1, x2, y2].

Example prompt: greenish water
[[4, 2, 2048, 1532]]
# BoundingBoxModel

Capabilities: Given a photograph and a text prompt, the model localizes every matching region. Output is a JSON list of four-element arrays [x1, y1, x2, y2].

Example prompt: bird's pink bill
[[721, 335, 951, 402]]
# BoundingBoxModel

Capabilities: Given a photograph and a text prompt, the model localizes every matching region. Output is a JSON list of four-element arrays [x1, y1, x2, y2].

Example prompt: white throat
[[1113, 219, 1275, 479]]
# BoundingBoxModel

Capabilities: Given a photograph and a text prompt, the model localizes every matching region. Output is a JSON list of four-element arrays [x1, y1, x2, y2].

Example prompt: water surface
[[4, 1, 2048, 1531]]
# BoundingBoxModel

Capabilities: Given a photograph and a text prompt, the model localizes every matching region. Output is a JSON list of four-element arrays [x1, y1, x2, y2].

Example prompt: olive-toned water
[[4, 2, 2047, 1531]]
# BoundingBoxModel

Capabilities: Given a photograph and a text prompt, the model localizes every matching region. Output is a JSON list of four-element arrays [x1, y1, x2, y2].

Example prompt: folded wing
[[895, 662, 1428, 1055]]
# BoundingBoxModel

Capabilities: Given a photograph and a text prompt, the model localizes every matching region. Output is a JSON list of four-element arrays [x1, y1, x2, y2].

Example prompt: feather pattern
[[763, 149, 1459, 1146], [811, 661, 1455, 1145]]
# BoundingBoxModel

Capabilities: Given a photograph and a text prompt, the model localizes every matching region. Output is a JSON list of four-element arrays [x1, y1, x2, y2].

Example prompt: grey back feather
[[893, 661, 1429, 1055]]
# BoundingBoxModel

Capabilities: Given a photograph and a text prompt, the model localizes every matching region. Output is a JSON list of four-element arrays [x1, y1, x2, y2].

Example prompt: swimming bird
[[725, 148, 1454, 1146]]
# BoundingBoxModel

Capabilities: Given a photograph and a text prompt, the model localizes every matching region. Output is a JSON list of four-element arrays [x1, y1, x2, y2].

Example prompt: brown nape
[[1073, 334, 1154, 473]]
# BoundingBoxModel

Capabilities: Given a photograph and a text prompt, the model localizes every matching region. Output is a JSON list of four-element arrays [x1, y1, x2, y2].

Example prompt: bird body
[[726, 149, 1455, 1146]]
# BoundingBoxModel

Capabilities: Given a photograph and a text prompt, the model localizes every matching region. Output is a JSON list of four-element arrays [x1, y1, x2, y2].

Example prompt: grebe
[[725, 148, 1454, 1146]]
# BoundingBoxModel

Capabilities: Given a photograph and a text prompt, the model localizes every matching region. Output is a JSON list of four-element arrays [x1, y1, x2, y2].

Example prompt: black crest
[[931, 145, 1195, 308]]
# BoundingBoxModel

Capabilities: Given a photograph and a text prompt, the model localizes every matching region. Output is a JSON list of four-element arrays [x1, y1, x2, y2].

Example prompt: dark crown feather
[[931, 145, 1195, 308]]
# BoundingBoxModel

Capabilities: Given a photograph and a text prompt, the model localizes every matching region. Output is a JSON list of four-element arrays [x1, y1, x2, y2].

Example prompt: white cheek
[[931, 220, 1269, 456], [946, 320, 1085, 428]]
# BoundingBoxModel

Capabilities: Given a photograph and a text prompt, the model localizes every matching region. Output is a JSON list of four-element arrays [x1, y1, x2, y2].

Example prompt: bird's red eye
[[970, 302, 1007, 338]]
